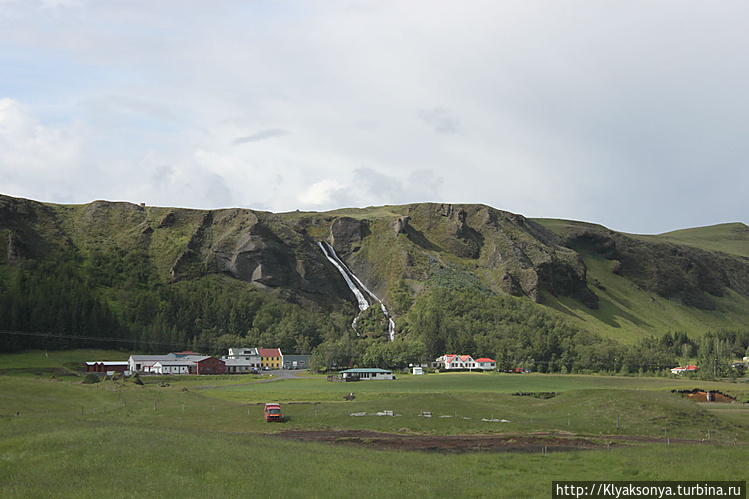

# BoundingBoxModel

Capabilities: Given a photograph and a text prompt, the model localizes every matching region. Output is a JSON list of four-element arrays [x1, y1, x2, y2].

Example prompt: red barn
[[85, 361, 129, 374], [191, 356, 226, 375]]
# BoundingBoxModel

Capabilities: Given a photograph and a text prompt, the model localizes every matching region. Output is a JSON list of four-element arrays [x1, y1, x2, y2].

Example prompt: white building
[[475, 358, 496, 370], [227, 348, 261, 368], [129, 354, 176, 373], [339, 368, 394, 380], [435, 355, 476, 370], [151, 360, 192, 375]]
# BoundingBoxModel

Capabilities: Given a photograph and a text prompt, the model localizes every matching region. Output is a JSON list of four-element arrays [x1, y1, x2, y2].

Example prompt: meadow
[[1, 350, 748, 497]]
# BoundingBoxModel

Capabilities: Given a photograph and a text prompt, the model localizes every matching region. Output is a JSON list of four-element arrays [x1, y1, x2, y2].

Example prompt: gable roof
[[258, 348, 282, 357], [459, 355, 474, 362], [339, 368, 393, 374], [475, 358, 495, 363]]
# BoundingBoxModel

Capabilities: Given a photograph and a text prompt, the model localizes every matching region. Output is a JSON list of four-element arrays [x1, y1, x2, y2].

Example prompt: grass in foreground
[[1, 423, 747, 498], [1, 355, 748, 497]]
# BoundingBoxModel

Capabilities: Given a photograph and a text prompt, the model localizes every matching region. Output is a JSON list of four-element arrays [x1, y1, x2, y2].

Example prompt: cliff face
[[1, 194, 747, 319], [556, 223, 749, 310]]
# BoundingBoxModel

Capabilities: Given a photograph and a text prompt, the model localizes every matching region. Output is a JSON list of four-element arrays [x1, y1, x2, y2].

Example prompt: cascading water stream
[[318, 241, 396, 341]]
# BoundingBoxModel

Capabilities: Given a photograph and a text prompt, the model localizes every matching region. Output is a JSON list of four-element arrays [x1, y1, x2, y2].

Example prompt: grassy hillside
[[1, 356, 748, 497], [541, 250, 749, 343], [536, 218, 749, 343], [649, 222, 749, 259]]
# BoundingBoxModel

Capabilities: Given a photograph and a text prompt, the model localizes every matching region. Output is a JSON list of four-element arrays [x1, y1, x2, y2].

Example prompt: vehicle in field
[[264, 403, 283, 422]]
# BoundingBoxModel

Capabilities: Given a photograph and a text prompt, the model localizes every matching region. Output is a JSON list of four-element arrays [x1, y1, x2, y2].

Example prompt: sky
[[1, 0, 747, 234]]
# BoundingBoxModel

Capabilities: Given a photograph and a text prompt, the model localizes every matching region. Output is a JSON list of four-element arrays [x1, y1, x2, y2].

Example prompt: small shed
[[339, 368, 394, 381], [412, 366, 424, 375]]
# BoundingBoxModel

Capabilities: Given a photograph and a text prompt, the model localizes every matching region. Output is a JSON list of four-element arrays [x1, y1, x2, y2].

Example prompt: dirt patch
[[271, 430, 613, 454], [673, 389, 738, 403], [512, 392, 557, 399]]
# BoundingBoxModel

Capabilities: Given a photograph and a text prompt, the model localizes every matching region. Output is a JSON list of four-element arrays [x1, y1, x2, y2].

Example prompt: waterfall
[[318, 241, 396, 341], [317, 242, 369, 311]]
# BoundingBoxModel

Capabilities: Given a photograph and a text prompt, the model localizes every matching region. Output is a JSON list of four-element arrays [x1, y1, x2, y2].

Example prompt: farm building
[[193, 356, 225, 375], [84, 361, 129, 375], [283, 355, 310, 370], [475, 358, 496, 370], [128, 354, 176, 373], [151, 360, 192, 375], [223, 358, 258, 374], [339, 368, 394, 380], [127, 354, 225, 375]]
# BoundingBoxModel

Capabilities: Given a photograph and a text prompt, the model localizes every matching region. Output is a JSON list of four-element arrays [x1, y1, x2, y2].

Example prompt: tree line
[[1, 251, 747, 380]]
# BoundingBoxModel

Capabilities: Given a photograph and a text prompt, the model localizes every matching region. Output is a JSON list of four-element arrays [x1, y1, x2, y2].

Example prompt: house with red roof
[[435, 354, 477, 370], [258, 348, 283, 369], [670, 364, 699, 375], [475, 358, 496, 370]]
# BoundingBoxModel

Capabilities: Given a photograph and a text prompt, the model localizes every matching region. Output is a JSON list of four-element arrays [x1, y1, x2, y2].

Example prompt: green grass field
[[1, 351, 748, 497]]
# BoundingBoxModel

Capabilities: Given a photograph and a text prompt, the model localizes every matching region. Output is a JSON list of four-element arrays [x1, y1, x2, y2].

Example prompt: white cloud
[[0, 98, 83, 200], [298, 179, 347, 207], [0, 1, 747, 233]]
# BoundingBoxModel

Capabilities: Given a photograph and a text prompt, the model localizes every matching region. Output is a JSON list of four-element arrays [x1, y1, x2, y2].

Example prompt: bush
[[83, 373, 101, 384]]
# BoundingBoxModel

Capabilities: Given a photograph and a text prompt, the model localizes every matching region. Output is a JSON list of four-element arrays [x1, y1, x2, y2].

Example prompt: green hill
[[1, 194, 747, 373]]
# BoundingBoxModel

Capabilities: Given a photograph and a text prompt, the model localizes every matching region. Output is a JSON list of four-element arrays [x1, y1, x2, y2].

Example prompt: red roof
[[459, 355, 473, 362], [475, 358, 495, 363], [258, 348, 282, 357]]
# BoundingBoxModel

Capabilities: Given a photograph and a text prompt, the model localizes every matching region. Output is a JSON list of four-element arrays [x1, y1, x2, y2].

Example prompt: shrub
[[83, 373, 101, 384]]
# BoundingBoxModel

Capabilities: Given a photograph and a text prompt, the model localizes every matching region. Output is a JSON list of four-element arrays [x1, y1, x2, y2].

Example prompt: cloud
[[418, 107, 460, 134], [298, 179, 347, 207], [0, 98, 82, 180], [232, 128, 289, 145], [1, 1, 748, 233]]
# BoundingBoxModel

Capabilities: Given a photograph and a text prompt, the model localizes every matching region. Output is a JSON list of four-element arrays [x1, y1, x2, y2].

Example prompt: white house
[[475, 358, 496, 370], [436, 355, 476, 370], [227, 348, 261, 367], [671, 365, 699, 375], [339, 368, 394, 380]]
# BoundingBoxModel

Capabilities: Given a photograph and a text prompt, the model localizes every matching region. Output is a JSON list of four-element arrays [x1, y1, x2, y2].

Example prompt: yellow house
[[258, 348, 283, 369]]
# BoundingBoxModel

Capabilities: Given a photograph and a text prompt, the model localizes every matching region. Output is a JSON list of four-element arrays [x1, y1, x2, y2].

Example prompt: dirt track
[[272, 430, 617, 453], [270, 429, 730, 454]]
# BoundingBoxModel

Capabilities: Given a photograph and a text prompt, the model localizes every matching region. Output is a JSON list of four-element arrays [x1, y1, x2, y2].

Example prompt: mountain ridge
[[1, 194, 748, 358]]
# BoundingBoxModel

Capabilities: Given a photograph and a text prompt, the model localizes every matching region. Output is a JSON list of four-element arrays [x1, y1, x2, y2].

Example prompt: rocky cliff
[[1, 194, 748, 330]]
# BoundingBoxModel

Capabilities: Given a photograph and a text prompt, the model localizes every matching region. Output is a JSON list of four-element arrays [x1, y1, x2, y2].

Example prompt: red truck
[[264, 403, 283, 422]]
